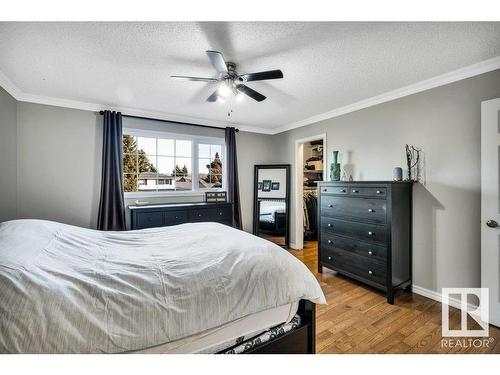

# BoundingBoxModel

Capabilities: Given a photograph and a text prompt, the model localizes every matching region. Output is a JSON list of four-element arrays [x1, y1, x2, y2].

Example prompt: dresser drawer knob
[[323, 189, 328, 192], [352, 189, 358, 193], [327, 256, 332, 260], [328, 204, 333, 208], [219, 212, 223, 216], [368, 208, 374, 212], [327, 223, 332, 227], [175, 216, 179, 219], [327, 240, 332, 244], [198, 213, 202, 217], [368, 231, 374, 236], [376, 190, 382, 194], [368, 270, 373, 275], [368, 251, 373, 255], [340, 189, 346, 193]]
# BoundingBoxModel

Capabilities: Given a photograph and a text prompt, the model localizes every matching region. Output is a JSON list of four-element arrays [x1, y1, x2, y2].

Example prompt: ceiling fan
[[171, 50, 283, 103]]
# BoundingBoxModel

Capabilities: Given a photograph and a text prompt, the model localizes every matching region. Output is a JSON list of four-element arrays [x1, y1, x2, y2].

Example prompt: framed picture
[[271, 182, 280, 190], [257, 182, 263, 190], [262, 180, 272, 192], [205, 191, 227, 203]]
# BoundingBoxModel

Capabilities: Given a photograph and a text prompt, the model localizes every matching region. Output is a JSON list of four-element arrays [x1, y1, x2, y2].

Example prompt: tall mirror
[[253, 164, 290, 247]]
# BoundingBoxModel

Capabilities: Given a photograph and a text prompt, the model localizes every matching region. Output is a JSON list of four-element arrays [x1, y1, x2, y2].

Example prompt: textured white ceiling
[[1, 22, 500, 133]]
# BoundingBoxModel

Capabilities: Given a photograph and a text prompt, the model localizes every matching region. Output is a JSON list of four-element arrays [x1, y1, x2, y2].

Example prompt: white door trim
[[481, 97, 500, 327], [293, 133, 327, 250]]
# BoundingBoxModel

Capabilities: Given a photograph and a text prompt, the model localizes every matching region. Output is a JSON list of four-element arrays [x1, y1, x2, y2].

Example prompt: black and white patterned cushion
[[223, 314, 301, 354]]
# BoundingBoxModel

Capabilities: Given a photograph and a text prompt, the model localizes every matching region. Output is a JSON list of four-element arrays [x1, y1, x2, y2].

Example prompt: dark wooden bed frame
[[217, 300, 316, 354]]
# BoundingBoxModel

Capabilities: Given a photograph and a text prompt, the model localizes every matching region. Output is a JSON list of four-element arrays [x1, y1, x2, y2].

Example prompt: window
[[198, 143, 223, 189], [122, 130, 225, 195]]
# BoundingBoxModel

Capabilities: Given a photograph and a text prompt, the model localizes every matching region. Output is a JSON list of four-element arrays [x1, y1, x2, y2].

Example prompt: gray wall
[[11, 104, 275, 232], [273, 69, 500, 293], [0, 87, 17, 222], [236, 132, 277, 232], [16, 103, 102, 228]]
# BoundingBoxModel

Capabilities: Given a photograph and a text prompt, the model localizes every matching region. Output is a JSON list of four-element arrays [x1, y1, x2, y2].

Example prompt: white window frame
[[123, 128, 226, 198]]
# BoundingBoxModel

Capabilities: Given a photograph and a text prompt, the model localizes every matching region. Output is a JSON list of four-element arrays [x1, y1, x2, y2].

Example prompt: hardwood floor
[[289, 241, 500, 354]]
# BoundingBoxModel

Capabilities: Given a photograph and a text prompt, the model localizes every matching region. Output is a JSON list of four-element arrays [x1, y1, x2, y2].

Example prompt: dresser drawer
[[321, 196, 387, 224], [321, 247, 386, 286], [321, 217, 387, 244], [319, 185, 349, 195], [214, 206, 232, 222], [134, 211, 164, 229], [321, 234, 387, 262], [189, 208, 218, 222], [348, 186, 386, 198], [164, 210, 188, 226]]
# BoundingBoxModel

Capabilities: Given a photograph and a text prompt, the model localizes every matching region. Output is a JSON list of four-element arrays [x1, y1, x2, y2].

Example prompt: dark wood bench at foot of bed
[[217, 300, 316, 354]]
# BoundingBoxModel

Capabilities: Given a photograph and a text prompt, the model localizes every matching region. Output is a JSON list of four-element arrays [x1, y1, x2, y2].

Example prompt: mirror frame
[[253, 164, 291, 248]]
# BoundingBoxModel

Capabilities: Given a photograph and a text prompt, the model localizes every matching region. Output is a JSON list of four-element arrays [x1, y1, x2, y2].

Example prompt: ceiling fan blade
[[238, 69, 283, 82], [206, 90, 219, 102], [206, 50, 228, 74], [171, 75, 218, 82], [236, 84, 266, 102]]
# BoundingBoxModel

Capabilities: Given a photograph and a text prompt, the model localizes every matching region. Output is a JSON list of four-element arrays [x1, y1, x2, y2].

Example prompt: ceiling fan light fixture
[[217, 83, 231, 98], [236, 92, 245, 102], [173, 50, 283, 103]]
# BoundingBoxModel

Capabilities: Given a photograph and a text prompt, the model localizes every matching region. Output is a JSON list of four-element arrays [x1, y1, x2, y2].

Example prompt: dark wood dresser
[[317, 181, 412, 304], [129, 202, 233, 230]]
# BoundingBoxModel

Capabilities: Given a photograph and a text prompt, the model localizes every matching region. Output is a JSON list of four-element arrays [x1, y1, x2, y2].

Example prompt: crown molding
[[0, 70, 23, 98], [2, 55, 500, 135], [272, 55, 500, 134], [0, 71, 274, 135]]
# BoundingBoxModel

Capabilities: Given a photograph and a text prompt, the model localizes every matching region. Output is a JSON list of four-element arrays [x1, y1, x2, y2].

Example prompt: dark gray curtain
[[97, 110, 126, 231], [225, 127, 242, 229]]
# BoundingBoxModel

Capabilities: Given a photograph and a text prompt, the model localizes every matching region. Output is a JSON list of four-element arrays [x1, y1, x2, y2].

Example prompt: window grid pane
[[123, 134, 222, 193]]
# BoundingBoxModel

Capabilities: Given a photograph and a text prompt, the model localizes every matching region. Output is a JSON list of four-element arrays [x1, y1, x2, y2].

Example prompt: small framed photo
[[205, 191, 227, 203], [257, 182, 263, 190], [271, 182, 280, 190], [262, 180, 272, 192]]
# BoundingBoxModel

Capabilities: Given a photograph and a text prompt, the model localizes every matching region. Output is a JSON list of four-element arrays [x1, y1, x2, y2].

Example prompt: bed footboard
[[219, 300, 316, 354]]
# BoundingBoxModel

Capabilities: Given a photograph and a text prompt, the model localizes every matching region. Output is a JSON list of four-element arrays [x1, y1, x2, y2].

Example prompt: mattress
[[132, 302, 298, 354], [259, 213, 277, 224], [259, 201, 286, 216]]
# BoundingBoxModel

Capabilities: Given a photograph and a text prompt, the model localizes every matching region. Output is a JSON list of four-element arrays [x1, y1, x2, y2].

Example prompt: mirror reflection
[[253, 165, 290, 247]]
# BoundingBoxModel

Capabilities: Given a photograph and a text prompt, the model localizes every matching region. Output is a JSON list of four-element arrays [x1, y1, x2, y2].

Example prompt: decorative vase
[[330, 151, 341, 181], [393, 167, 403, 181]]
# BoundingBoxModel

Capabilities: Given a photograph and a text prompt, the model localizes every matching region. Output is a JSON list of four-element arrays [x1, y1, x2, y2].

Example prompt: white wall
[[0, 87, 17, 222], [272, 69, 500, 294]]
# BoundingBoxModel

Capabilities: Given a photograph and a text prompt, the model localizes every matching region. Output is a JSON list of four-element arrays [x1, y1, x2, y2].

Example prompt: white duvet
[[0, 219, 325, 353]]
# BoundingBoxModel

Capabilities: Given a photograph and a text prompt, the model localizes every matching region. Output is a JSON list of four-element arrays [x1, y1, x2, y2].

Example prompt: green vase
[[330, 151, 341, 181]]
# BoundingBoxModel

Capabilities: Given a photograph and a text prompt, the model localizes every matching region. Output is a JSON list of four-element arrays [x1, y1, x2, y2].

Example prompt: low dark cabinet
[[130, 202, 233, 230], [318, 181, 412, 304]]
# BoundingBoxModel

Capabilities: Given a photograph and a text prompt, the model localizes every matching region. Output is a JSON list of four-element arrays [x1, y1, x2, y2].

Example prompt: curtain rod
[[98, 111, 239, 132]]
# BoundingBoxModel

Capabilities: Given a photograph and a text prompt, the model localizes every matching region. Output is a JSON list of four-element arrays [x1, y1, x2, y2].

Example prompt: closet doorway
[[294, 134, 326, 250]]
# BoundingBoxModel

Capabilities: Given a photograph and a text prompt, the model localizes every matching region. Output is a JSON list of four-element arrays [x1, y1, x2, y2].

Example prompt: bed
[[0, 219, 325, 354], [258, 199, 287, 236]]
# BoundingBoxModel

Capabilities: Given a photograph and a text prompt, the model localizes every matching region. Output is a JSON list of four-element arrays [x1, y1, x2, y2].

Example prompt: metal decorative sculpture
[[405, 144, 422, 181]]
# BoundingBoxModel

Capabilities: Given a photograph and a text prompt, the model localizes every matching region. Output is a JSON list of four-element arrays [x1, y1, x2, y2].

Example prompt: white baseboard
[[289, 242, 299, 250], [412, 285, 477, 311]]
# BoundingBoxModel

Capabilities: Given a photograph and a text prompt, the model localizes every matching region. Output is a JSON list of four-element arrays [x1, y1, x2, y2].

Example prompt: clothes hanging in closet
[[303, 192, 318, 241]]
